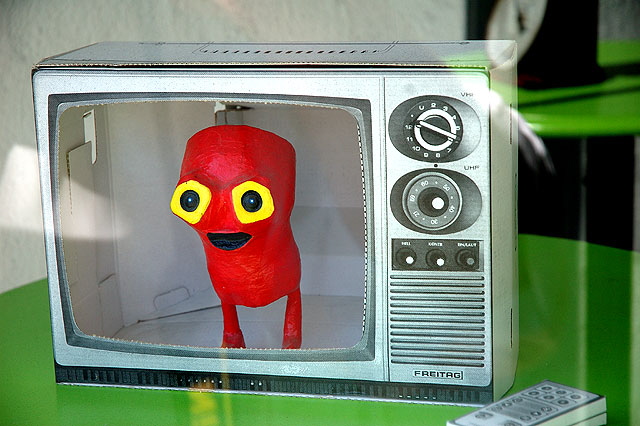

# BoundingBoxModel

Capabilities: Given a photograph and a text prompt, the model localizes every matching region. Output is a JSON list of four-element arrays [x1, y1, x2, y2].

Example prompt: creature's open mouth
[[207, 232, 252, 251]]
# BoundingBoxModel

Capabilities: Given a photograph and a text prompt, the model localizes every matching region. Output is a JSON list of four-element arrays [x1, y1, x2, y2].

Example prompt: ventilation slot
[[389, 281, 487, 368], [194, 44, 394, 58], [199, 49, 381, 55]]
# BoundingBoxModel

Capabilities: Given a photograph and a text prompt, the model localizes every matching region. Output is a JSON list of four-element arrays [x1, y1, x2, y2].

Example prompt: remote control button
[[474, 412, 493, 419], [570, 394, 584, 399]]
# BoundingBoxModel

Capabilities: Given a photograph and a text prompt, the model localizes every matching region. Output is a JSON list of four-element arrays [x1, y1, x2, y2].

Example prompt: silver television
[[32, 41, 518, 405]]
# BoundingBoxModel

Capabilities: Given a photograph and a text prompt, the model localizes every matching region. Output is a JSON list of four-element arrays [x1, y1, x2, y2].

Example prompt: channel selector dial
[[402, 172, 461, 231], [390, 168, 482, 235], [388, 95, 481, 162], [407, 99, 462, 156]]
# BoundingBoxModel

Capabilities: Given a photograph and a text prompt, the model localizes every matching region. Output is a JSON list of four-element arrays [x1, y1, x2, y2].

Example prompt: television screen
[[58, 99, 369, 351]]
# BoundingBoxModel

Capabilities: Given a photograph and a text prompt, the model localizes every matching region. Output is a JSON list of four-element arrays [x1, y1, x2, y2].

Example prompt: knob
[[402, 172, 461, 231], [456, 249, 478, 270], [426, 249, 446, 268], [396, 247, 417, 268], [402, 98, 463, 161]]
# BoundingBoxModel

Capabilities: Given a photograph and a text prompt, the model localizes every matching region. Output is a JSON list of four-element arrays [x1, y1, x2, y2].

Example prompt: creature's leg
[[282, 289, 302, 349], [221, 302, 246, 348]]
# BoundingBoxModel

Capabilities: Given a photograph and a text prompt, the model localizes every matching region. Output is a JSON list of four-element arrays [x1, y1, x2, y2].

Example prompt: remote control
[[447, 380, 606, 426]]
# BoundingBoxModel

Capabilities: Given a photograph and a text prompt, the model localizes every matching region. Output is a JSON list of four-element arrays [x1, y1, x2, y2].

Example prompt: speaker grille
[[389, 280, 487, 368]]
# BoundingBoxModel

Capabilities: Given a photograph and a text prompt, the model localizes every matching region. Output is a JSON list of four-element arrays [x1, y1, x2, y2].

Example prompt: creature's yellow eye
[[170, 180, 212, 224], [232, 181, 274, 224]]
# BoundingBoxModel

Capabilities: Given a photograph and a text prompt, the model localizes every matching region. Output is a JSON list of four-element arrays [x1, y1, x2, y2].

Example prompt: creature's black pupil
[[180, 190, 200, 212], [241, 190, 262, 212]]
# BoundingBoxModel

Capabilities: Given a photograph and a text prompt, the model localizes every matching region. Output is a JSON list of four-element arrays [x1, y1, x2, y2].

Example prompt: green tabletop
[[518, 41, 640, 138], [1, 234, 637, 425]]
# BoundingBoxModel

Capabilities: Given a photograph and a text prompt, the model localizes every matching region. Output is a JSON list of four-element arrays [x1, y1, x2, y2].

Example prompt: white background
[[1, 0, 465, 294], [1, 0, 638, 294]]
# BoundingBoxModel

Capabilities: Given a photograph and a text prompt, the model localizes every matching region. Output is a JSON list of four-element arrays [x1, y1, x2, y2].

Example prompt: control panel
[[392, 239, 481, 272], [384, 73, 492, 387]]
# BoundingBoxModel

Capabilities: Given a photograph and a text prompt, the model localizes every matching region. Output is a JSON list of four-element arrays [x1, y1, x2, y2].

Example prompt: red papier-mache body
[[171, 125, 301, 349]]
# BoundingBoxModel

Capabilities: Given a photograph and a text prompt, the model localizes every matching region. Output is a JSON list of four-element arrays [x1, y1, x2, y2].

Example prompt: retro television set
[[32, 41, 518, 405]]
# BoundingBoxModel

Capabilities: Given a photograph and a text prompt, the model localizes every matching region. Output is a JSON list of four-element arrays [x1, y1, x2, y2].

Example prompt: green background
[[1, 235, 637, 425]]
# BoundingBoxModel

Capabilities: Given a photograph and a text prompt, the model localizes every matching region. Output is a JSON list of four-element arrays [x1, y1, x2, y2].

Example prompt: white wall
[[0, 0, 466, 294]]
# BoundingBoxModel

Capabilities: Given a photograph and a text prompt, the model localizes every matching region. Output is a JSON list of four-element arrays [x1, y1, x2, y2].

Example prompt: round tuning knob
[[388, 95, 481, 163], [409, 99, 462, 156], [456, 249, 478, 270], [402, 172, 461, 231], [426, 249, 447, 269], [396, 247, 417, 268]]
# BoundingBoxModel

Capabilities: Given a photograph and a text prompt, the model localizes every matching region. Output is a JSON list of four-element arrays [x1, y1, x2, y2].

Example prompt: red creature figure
[[171, 125, 301, 349]]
